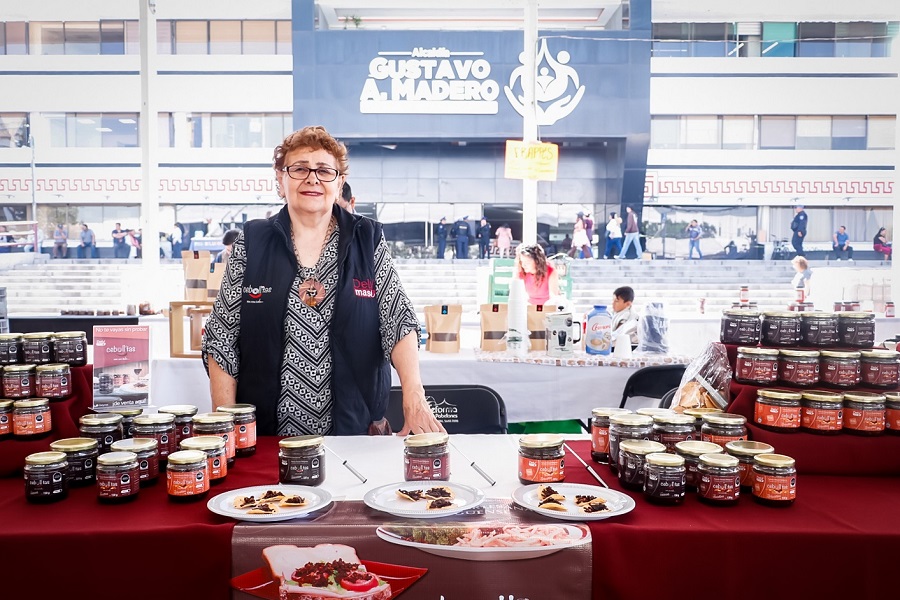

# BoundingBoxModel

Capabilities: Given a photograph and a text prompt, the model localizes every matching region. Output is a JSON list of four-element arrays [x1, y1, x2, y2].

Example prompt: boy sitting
[[612, 286, 640, 348]]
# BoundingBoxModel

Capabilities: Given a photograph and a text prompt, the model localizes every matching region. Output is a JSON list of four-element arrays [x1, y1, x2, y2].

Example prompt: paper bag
[[207, 262, 226, 300], [527, 304, 557, 352], [182, 250, 212, 301], [424, 304, 462, 353], [480, 303, 508, 352]]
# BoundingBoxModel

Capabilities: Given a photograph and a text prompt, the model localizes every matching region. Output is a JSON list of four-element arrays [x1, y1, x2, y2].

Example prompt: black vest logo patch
[[353, 278, 376, 299], [243, 285, 273, 304]]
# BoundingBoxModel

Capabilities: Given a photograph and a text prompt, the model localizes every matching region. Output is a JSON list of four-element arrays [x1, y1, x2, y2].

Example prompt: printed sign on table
[[92, 325, 150, 410]]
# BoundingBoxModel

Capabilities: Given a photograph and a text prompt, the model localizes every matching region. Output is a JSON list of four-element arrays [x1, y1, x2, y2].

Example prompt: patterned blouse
[[202, 222, 419, 436]]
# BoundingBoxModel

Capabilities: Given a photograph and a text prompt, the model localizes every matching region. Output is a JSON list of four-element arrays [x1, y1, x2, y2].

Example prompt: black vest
[[237, 205, 390, 435]]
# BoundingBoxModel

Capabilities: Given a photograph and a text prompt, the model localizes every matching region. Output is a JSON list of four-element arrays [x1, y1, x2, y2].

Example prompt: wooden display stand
[[169, 301, 214, 358]]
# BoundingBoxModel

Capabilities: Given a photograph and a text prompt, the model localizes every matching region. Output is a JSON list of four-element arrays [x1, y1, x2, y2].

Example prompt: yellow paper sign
[[504, 140, 559, 181]]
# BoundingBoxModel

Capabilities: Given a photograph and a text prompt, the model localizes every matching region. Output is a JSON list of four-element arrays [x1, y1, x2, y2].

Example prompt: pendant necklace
[[291, 217, 335, 308]]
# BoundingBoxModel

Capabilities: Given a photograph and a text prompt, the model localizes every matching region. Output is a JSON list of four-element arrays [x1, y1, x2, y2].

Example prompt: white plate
[[512, 483, 635, 521], [376, 523, 591, 561], [117, 382, 151, 395], [363, 482, 485, 519], [207, 485, 333, 522]]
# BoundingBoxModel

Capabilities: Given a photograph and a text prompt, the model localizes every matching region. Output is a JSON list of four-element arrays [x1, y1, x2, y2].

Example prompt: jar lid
[[682, 407, 723, 418], [180, 435, 226, 451], [518, 433, 565, 449], [52, 331, 87, 339], [800, 312, 838, 319], [652, 413, 695, 426], [645, 452, 685, 467], [50, 438, 99, 452], [167, 449, 207, 465], [111, 438, 158, 453], [0, 333, 24, 341], [590, 407, 632, 418], [837, 312, 874, 319], [105, 407, 144, 417], [779, 349, 820, 358], [133, 413, 176, 425], [699, 453, 740, 468], [216, 403, 256, 415], [22, 332, 54, 340], [157, 404, 200, 417], [737, 346, 779, 356], [636, 407, 677, 418], [25, 451, 68, 466], [97, 451, 138, 466], [757, 389, 803, 401], [192, 412, 234, 425], [674, 441, 724, 457], [702, 413, 747, 426], [618, 439, 666, 456], [4, 364, 36, 372], [14, 398, 49, 409], [820, 350, 862, 359], [860, 350, 900, 360], [762, 311, 798, 319], [80, 413, 123, 426], [884, 391, 900, 402], [801, 391, 844, 403], [754, 454, 796, 468], [843, 391, 886, 404], [404, 432, 450, 447], [725, 440, 775, 457], [36, 363, 71, 373], [279, 435, 325, 449], [0, 400, 12, 410], [722, 309, 760, 318], [608, 413, 654, 427]]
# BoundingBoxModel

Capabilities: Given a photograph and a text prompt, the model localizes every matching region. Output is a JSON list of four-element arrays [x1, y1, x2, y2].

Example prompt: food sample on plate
[[280, 495, 308, 508], [426, 498, 454, 510], [581, 499, 609, 514], [263, 544, 390, 600], [248, 503, 279, 515], [538, 485, 566, 502], [536, 497, 567, 512], [424, 486, 454, 500], [396, 489, 426, 502], [259, 489, 287, 504], [384, 523, 581, 548], [233, 495, 257, 509], [574, 495, 597, 506]]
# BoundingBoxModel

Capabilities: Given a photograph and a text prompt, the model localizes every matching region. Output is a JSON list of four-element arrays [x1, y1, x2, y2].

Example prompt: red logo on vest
[[353, 278, 376, 299]]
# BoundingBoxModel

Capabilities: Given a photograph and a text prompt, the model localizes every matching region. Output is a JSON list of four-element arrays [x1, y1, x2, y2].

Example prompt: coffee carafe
[[545, 309, 582, 357]]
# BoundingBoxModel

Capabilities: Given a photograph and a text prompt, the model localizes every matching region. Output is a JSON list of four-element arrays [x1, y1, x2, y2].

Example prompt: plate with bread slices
[[512, 483, 635, 521], [208, 485, 333, 522], [363, 481, 485, 519]]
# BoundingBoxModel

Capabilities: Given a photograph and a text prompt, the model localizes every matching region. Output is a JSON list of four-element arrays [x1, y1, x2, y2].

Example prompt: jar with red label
[[518, 434, 565, 484], [13, 398, 52, 438], [819, 350, 861, 389], [50, 437, 99, 487], [859, 350, 900, 389], [617, 439, 666, 491], [404, 432, 450, 481], [739, 285, 750, 303], [166, 450, 210, 502], [682, 408, 723, 437], [675, 441, 723, 491], [216, 403, 257, 457], [643, 452, 686, 505], [700, 413, 747, 448], [0, 400, 12, 439], [837, 312, 875, 348], [752, 454, 797, 507], [885, 302, 896, 318], [800, 391, 844, 434], [607, 414, 653, 475], [799, 312, 839, 347], [3, 364, 36, 398], [760, 312, 801, 347], [725, 440, 775, 489], [0, 333, 24, 364], [590, 407, 631, 464], [192, 412, 235, 466], [111, 438, 160, 487], [96, 451, 140, 503], [777, 349, 820, 387], [36, 363, 72, 399], [885, 392, 900, 435], [842, 391, 886, 436], [24, 451, 68, 504], [132, 413, 177, 462], [79, 413, 124, 454], [754, 389, 802, 432], [180, 436, 228, 484], [279, 435, 326, 486], [719, 310, 761, 345], [51, 331, 88, 366], [735, 347, 779, 384], [651, 413, 696, 452], [698, 453, 741, 506], [158, 404, 198, 447], [22, 332, 53, 364]]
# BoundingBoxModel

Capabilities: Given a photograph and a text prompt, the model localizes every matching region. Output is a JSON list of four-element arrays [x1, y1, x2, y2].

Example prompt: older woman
[[203, 125, 444, 437], [515, 243, 561, 306], [873, 227, 892, 259]]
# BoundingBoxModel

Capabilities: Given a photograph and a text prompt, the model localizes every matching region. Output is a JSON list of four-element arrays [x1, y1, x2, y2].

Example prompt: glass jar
[[719, 310, 761, 345], [735, 347, 779, 384], [35, 363, 72, 399], [885, 392, 900, 435], [777, 350, 820, 387], [96, 451, 140, 503], [607, 414, 653, 475], [518, 434, 566, 484], [700, 413, 747, 448], [682, 408, 723, 437], [651, 413, 696, 452], [180, 435, 228, 484], [837, 312, 876, 348], [50, 437, 99, 487], [216, 404, 257, 457], [157, 404, 199, 447], [760, 312, 801, 347], [752, 454, 797, 507], [590, 407, 631, 464], [79, 413, 124, 454], [0, 333, 23, 365], [166, 450, 210, 502], [97, 373, 114, 394], [800, 312, 839, 347], [0, 399, 12, 439], [404, 432, 450, 481], [859, 350, 900, 389], [842, 391, 886, 436], [725, 440, 775, 490], [278, 435, 326, 486], [22, 332, 54, 364], [819, 350, 862, 389], [13, 398, 52, 438], [106, 407, 143, 439], [191, 412, 236, 466], [132, 413, 177, 462], [51, 331, 88, 366], [617, 439, 666, 491], [111, 438, 160, 487], [24, 451, 68, 504], [3, 364, 36, 398], [754, 389, 802, 432], [635, 407, 676, 419], [697, 453, 741, 506], [739, 285, 750, 303], [675, 441, 723, 491], [643, 452, 686, 506], [800, 391, 844, 434]]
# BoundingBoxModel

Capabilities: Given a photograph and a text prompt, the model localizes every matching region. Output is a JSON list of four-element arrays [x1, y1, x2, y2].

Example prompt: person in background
[[171, 222, 184, 260], [617, 206, 641, 259], [790, 204, 808, 257], [435, 217, 448, 259], [791, 256, 813, 299], [686, 219, 703, 260], [130, 228, 143, 258], [584, 212, 594, 258], [611, 285, 639, 348], [495, 222, 513, 258], [515, 243, 560, 306], [77, 223, 96, 258], [559, 234, 573, 254], [52, 223, 68, 258], [569, 212, 592, 259], [0, 225, 13, 253], [452, 216, 470, 259], [832, 225, 854, 261], [477, 217, 492, 259], [112, 222, 131, 259], [215, 229, 241, 264], [873, 227, 892, 260], [337, 181, 356, 213], [605, 212, 622, 259]]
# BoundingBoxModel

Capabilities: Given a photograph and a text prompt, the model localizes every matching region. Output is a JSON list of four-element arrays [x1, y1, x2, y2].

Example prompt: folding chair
[[617, 364, 687, 409], [386, 384, 508, 434], [658, 387, 679, 409]]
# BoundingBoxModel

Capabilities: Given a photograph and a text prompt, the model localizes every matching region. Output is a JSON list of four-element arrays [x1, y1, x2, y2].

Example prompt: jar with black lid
[[0, 399, 12, 439], [651, 413, 696, 452], [279, 435, 326, 486], [725, 440, 775, 489], [884, 392, 900, 435], [216, 404, 257, 457], [3, 363, 36, 398], [50, 438, 99, 487], [697, 453, 741, 506], [719, 310, 761, 345], [404, 432, 450, 481], [158, 404, 198, 447], [800, 391, 844, 434], [800, 312, 839, 347], [675, 441, 723, 491], [682, 408, 723, 437], [819, 350, 861, 388], [777, 349, 820, 387], [13, 398, 52, 438], [842, 391, 886, 436], [518, 434, 566, 484], [111, 438, 160, 486], [51, 331, 88, 366], [859, 350, 900, 389], [192, 412, 235, 466], [132, 413, 177, 462], [700, 413, 747, 448], [590, 407, 631, 463], [35, 363, 72, 399], [643, 452, 686, 505], [754, 389, 802, 432], [24, 451, 68, 504], [760, 312, 801, 347], [22, 332, 54, 364], [752, 454, 797, 507], [607, 414, 653, 475], [96, 451, 140, 503], [735, 347, 779, 384], [79, 413, 124, 454], [106, 407, 143, 438], [0, 333, 23, 364], [837, 312, 875, 348], [166, 450, 210, 502], [180, 435, 228, 484], [617, 439, 666, 491]]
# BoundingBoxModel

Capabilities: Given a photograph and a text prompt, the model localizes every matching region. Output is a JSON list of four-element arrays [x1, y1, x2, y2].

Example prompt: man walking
[[52, 223, 68, 258], [617, 206, 641, 259], [790, 205, 808, 257], [832, 225, 854, 261], [686, 219, 703, 259], [452, 216, 470, 259], [477, 217, 492, 259], [605, 212, 622, 258], [435, 217, 448, 259]]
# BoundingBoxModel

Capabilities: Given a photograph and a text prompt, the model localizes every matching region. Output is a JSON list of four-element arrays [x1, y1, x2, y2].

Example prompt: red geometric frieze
[[655, 178, 892, 196], [0, 177, 275, 195]]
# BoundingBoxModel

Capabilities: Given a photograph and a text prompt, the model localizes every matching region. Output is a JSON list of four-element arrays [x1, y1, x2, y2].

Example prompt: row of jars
[[721, 310, 876, 348], [736, 346, 900, 389], [1, 364, 74, 399], [754, 389, 898, 436], [0, 332, 88, 366]]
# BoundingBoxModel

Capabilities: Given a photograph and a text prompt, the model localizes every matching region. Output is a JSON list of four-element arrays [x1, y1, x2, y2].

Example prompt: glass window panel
[[866, 116, 895, 150], [46, 114, 67, 147], [263, 114, 284, 147], [243, 21, 276, 55], [832, 116, 866, 150], [276, 21, 291, 54], [100, 114, 139, 148], [759, 116, 795, 149], [0, 114, 27, 148], [761, 22, 796, 57], [650, 117, 679, 149], [156, 20, 172, 54], [795, 116, 831, 150], [870, 23, 889, 57], [210, 114, 232, 147], [691, 23, 727, 57], [65, 22, 100, 55], [174, 21, 208, 55], [31, 22, 64, 55], [5, 22, 27, 55], [158, 113, 174, 148], [209, 21, 241, 54], [100, 21, 125, 55], [73, 113, 102, 147], [681, 116, 720, 149], [721, 116, 754, 149], [798, 22, 835, 57], [189, 113, 206, 148], [652, 23, 689, 57], [124, 21, 140, 54], [835, 22, 873, 58], [0, 24, 5, 56]]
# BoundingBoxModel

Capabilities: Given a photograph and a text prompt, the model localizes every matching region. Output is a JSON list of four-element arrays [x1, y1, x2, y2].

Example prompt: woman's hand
[[390, 332, 446, 436], [397, 387, 446, 436]]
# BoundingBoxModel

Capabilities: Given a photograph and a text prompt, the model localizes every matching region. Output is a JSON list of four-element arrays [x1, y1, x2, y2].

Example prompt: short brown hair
[[792, 256, 809, 270], [272, 125, 349, 174]]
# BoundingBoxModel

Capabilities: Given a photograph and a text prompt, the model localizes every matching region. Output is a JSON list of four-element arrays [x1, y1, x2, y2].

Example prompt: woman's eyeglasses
[[282, 165, 341, 182]]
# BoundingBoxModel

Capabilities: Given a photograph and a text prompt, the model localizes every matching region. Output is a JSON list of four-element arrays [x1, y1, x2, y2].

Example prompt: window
[[100, 21, 125, 55], [101, 114, 139, 148], [276, 20, 291, 54], [30, 22, 64, 55], [866, 116, 895, 150], [64, 22, 100, 55], [243, 21, 275, 55], [125, 21, 140, 54], [159, 113, 174, 148], [761, 22, 796, 57], [691, 23, 728, 57], [44, 113, 139, 147], [681, 116, 720, 149], [189, 113, 292, 148], [835, 22, 887, 58], [652, 23, 689, 57], [174, 21, 208, 55], [0, 113, 28, 148], [721, 116, 754, 149], [795, 116, 831, 150], [157, 20, 172, 54], [3, 22, 28, 55], [650, 117, 679, 149], [209, 21, 241, 54], [760, 116, 796, 149], [831, 116, 866, 150], [797, 22, 835, 57]]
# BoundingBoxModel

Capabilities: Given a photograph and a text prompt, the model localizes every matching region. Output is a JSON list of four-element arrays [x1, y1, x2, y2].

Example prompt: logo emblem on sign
[[505, 39, 585, 125]]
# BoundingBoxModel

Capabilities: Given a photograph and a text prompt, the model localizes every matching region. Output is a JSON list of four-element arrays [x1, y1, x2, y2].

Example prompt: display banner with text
[[92, 325, 150, 409]]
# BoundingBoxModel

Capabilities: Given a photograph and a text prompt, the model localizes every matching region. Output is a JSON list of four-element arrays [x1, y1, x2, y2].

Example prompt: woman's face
[[519, 253, 537, 274], [279, 147, 345, 218]]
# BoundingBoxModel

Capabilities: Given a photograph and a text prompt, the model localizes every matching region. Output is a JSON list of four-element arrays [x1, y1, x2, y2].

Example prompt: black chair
[[386, 384, 508, 434], [617, 364, 687, 409]]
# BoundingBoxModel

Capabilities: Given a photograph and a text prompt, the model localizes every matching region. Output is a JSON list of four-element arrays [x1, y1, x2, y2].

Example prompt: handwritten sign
[[504, 140, 559, 181]]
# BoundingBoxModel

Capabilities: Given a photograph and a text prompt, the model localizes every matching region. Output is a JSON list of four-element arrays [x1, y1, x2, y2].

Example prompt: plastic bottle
[[585, 305, 612, 355]]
